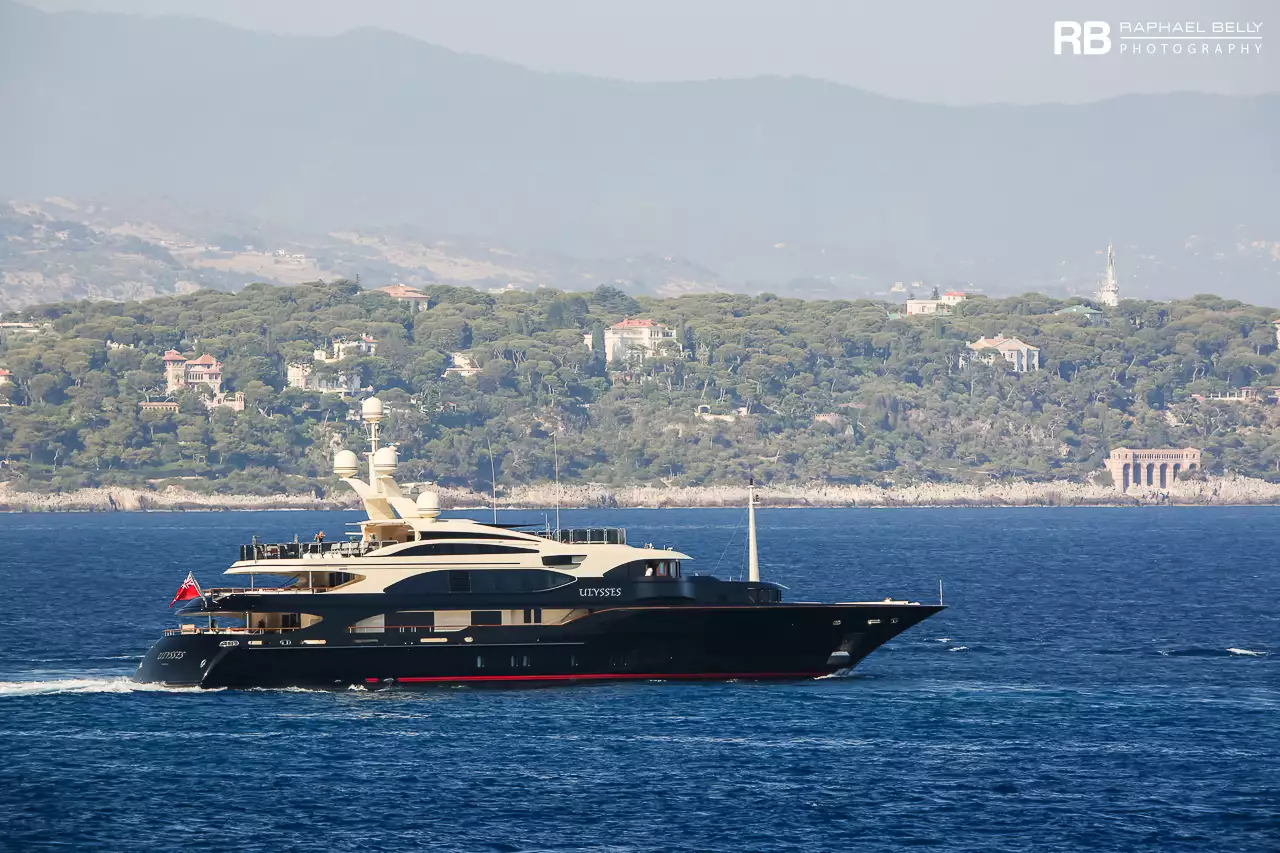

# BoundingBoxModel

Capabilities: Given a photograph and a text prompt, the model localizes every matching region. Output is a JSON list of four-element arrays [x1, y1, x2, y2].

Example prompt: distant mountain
[[1, 1, 1278, 302]]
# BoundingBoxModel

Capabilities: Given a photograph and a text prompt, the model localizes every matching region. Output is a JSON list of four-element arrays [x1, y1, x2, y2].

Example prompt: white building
[[286, 363, 361, 395], [583, 319, 677, 363], [443, 352, 482, 378], [967, 335, 1041, 372], [906, 291, 967, 316], [315, 335, 377, 363]]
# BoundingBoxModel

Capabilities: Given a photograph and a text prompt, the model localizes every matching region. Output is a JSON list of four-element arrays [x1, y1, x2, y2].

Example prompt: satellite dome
[[415, 488, 441, 520], [372, 445, 398, 477], [332, 449, 359, 478], [361, 396, 384, 423]]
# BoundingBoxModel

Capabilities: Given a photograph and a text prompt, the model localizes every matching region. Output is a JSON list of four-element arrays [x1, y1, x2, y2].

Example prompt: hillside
[[0, 198, 723, 311], [1, 1, 1278, 301], [0, 281, 1277, 497]]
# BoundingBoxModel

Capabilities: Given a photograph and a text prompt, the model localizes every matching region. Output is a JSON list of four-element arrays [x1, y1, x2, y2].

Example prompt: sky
[[22, 0, 1279, 105]]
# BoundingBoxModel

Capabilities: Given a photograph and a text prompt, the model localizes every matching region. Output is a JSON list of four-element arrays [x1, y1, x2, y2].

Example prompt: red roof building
[[163, 352, 224, 394]]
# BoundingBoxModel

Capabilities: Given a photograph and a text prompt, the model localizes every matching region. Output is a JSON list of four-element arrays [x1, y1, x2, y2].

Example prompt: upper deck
[[238, 527, 629, 563]]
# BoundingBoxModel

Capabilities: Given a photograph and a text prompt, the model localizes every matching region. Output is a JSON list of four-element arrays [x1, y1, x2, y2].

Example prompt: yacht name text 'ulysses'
[[136, 397, 944, 689]]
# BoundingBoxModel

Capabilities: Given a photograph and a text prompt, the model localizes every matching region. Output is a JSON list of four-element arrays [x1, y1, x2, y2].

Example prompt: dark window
[[410, 531, 535, 543], [541, 554, 580, 567], [387, 569, 574, 595], [522, 608, 543, 624], [472, 610, 502, 626], [605, 559, 683, 580], [388, 611, 434, 629], [395, 542, 536, 558]]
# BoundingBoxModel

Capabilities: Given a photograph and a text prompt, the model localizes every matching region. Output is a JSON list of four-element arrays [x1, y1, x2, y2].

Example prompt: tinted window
[[395, 542, 536, 557], [472, 610, 502, 626], [385, 569, 575, 595]]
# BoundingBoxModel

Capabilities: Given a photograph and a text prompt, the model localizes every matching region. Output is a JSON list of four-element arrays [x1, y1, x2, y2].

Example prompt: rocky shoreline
[[3, 475, 1280, 512]]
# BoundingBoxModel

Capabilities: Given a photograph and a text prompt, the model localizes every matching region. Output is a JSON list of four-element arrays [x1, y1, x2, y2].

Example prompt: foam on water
[[0, 677, 210, 697], [1226, 648, 1266, 656]]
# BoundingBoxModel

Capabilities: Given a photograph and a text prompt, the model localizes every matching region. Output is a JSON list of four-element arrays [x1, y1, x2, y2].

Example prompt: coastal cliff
[[4, 476, 1280, 512]]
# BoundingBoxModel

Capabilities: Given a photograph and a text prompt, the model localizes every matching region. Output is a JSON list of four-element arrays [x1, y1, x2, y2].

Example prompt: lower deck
[[136, 602, 945, 689]]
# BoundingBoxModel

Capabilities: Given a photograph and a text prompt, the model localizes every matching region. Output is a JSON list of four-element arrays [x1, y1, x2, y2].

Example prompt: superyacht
[[135, 397, 944, 688]]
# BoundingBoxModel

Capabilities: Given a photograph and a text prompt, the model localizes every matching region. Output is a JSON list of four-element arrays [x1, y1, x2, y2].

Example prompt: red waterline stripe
[[381, 671, 826, 684]]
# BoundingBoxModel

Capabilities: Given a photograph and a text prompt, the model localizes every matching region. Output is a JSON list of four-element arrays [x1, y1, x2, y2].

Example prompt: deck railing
[[537, 527, 627, 545], [162, 625, 302, 637], [239, 541, 375, 561]]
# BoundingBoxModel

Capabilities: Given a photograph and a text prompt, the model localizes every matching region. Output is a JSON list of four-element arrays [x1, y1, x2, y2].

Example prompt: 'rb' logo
[[1054, 21, 1112, 54]]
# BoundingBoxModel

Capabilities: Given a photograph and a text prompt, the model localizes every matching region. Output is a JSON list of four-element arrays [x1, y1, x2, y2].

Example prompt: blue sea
[[0, 507, 1276, 853]]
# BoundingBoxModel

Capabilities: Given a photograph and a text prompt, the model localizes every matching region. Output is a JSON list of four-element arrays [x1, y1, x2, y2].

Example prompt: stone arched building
[[1105, 447, 1201, 492]]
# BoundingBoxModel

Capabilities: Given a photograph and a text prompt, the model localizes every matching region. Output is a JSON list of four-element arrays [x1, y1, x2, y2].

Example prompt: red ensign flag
[[169, 572, 202, 607]]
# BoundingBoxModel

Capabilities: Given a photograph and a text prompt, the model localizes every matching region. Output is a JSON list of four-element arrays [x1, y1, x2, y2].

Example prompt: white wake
[[0, 677, 209, 697]]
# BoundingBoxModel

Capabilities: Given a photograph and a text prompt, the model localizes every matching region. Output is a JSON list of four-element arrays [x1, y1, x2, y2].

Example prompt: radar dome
[[416, 488, 441, 520], [372, 445, 398, 477], [361, 396, 384, 423], [332, 449, 359, 478]]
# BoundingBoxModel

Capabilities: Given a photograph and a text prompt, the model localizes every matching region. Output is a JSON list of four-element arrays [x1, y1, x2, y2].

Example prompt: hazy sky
[[20, 0, 1280, 104]]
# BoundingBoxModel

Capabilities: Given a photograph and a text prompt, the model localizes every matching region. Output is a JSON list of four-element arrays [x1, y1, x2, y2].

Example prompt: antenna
[[552, 433, 562, 533], [485, 437, 498, 524], [939, 579, 944, 606], [747, 476, 759, 582]]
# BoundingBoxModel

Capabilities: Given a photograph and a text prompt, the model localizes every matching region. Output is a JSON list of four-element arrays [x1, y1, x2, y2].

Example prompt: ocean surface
[[0, 507, 1276, 853]]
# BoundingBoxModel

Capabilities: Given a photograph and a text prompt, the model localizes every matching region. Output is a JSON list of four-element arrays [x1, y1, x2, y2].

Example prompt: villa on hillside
[[966, 335, 1041, 372], [315, 335, 377, 363], [163, 351, 224, 393], [286, 336, 377, 394], [906, 291, 967, 316], [584, 319, 677, 363], [0, 367, 11, 386], [286, 363, 361, 395], [1053, 304, 1106, 325], [377, 284, 432, 312], [443, 352, 482, 378]]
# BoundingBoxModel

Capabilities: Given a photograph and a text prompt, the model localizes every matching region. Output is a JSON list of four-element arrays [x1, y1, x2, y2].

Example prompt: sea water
[[0, 508, 1276, 852]]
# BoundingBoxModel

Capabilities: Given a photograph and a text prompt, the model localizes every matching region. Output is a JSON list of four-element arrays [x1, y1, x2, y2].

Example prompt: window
[[472, 610, 502, 626], [410, 531, 532, 543], [606, 560, 683, 580], [388, 611, 434, 632], [388, 569, 574, 596], [523, 608, 543, 624], [396, 542, 537, 557]]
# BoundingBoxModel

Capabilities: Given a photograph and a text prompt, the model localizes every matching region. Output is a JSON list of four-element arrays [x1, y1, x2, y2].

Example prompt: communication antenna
[[747, 476, 759, 582], [485, 437, 498, 524], [552, 433, 562, 533]]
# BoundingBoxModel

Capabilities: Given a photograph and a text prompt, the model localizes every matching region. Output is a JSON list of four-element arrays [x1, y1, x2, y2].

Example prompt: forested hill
[[0, 281, 1278, 495]]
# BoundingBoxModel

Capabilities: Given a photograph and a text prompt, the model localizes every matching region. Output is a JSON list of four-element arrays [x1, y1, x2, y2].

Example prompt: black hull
[[135, 603, 943, 689]]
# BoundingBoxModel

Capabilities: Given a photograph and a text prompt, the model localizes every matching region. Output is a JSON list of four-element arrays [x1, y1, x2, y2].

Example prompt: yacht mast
[[747, 477, 759, 582]]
